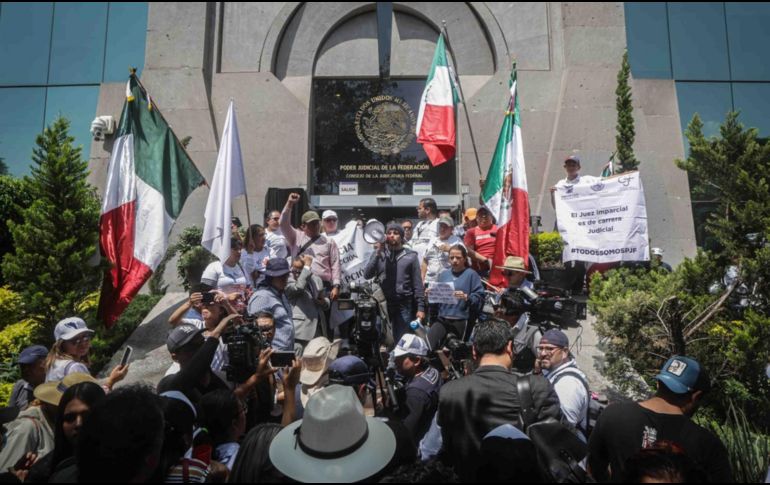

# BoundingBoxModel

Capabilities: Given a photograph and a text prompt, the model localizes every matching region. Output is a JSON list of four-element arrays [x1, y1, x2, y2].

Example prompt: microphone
[[410, 320, 431, 351]]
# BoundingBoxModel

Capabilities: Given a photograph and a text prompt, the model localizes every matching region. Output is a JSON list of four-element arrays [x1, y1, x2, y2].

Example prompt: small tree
[[2, 117, 102, 333], [676, 112, 770, 259], [615, 51, 639, 173]]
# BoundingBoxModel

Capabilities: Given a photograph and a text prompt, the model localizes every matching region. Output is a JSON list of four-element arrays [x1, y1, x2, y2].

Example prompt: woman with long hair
[[26, 381, 106, 482], [426, 244, 485, 350], [44, 317, 127, 389], [228, 423, 284, 483], [242, 224, 271, 288]]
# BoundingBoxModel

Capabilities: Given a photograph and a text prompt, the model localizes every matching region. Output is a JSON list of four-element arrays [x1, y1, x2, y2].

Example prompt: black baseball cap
[[167, 324, 205, 353]]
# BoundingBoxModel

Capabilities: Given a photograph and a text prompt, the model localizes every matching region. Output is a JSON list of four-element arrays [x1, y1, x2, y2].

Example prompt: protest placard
[[554, 171, 649, 263]]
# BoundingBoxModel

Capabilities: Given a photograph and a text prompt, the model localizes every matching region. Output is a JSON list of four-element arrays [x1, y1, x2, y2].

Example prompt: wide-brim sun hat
[[270, 385, 396, 483], [495, 255, 532, 274], [34, 373, 98, 406], [263, 257, 291, 277], [300, 337, 342, 386]]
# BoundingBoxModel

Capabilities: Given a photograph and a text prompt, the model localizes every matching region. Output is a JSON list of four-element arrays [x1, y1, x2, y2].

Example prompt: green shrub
[[530, 232, 564, 268], [0, 319, 40, 363], [697, 405, 770, 483], [0, 382, 13, 407], [88, 294, 162, 374], [0, 286, 24, 330]]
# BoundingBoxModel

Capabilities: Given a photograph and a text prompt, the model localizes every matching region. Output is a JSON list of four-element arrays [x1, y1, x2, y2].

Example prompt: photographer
[[426, 244, 485, 350], [393, 335, 441, 443], [247, 258, 296, 351], [494, 256, 542, 373], [437, 319, 561, 481], [166, 289, 238, 382], [364, 223, 426, 343], [157, 315, 278, 405]]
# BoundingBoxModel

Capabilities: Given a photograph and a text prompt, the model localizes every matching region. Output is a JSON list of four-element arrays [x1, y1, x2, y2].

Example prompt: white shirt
[[544, 358, 589, 434], [241, 247, 271, 287], [46, 359, 89, 382], [412, 218, 439, 262], [266, 229, 289, 260], [201, 261, 248, 293], [423, 235, 464, 283]]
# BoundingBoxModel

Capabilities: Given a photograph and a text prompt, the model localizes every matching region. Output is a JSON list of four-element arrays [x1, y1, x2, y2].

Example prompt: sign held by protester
[[554, 171, 649, 263], [428, 282, 458, 304]]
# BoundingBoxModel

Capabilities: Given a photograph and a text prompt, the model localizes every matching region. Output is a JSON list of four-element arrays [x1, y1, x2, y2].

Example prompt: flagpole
[[441, 22, 483, 177]]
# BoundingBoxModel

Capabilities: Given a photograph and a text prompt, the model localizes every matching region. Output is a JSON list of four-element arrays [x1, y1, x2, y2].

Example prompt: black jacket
[[437, 365, 562, 482], [364, 247, 425, 312]]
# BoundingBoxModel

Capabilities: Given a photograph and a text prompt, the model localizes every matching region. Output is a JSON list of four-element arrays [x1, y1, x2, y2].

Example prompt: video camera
[[222, 317, 269, 383], [338, 281, 384, 352], [499, 283, 587, 328]]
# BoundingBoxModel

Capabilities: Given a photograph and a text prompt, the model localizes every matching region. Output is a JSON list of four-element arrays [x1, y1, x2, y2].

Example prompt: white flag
[[203, 100, 247, 262]]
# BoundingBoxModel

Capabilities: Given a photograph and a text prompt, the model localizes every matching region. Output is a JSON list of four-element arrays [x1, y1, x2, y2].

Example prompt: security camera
[[90, 116, 116, 141]]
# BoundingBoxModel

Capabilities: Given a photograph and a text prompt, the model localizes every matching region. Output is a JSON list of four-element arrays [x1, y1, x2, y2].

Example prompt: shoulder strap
[[552, 367, 591, 432], [298, 235, 321, 256], [516, 375, 537, 431], [63, 360, 78, 375]]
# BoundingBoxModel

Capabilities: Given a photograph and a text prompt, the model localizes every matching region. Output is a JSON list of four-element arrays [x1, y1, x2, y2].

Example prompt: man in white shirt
[[265, 210, 289, 260], [537, 329, 590, 440], [412, 198, 439, 262]]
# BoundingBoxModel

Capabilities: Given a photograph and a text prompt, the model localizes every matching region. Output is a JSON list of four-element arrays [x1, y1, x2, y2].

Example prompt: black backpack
[[517, 375, 591, 483]]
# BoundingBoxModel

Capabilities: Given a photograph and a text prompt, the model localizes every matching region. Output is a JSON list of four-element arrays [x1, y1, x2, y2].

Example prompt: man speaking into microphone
[[364, 222, 426, 343]]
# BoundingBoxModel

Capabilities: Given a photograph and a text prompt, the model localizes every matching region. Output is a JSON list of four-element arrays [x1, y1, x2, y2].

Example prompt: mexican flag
[[98, 74, 205, 327], [482, 63, 530, 288], [416, 32, 459, 167]]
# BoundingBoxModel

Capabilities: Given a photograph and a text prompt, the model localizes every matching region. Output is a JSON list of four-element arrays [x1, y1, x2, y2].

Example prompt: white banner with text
[[555, 171, 649, 263]]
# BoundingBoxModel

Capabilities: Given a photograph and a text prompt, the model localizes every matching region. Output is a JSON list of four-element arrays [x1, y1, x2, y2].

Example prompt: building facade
[[4, 3, 770, 279]]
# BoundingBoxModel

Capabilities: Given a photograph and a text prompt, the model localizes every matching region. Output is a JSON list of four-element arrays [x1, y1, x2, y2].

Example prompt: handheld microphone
[[410, 320, 431, 350]]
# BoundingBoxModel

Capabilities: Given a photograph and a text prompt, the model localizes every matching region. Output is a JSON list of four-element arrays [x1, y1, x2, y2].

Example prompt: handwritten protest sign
[[428, 281, 457, 304]]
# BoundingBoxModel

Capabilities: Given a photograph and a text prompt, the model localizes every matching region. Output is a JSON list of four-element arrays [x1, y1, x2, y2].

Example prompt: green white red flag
[[416, 32, 459, 167], [482, 63, 530, 288], [98, 74, 205, 327]]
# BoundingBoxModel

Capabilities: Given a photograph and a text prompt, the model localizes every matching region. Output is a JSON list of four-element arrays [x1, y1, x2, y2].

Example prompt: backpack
[[517, 375, 590, 483], [551, 366, 590, 435]]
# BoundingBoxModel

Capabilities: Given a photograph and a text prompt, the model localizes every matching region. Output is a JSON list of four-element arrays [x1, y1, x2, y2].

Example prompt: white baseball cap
[[651, 247, 664, 256], [54, 317, 94, 342], [322, 210, 338, 220]]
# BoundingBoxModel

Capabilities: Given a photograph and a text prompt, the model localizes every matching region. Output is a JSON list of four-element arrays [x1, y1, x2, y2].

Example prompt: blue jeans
[[388, 300, 416, 344]]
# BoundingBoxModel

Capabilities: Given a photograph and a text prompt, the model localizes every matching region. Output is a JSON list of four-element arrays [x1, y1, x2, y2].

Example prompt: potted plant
[[530, 232, 569, 289]]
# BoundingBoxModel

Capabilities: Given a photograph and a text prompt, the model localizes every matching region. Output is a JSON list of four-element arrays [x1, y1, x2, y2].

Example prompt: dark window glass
[[312, 79, 457, 196], [732, 83, 770, 137], [725, 3, 770, 81], [44, 86, 100, 161], [104, 2, 148, 82], [624, 3, 672, 79], [0, 88, 46, 175], [676, 82, 733, 140], [0, 3, 53, 86], [49, 2, 108, 85], [668, 3, 730, 81]]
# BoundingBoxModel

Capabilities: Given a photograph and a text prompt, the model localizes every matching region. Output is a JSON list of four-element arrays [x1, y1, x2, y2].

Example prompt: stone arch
[[266, 2, 502, 80]]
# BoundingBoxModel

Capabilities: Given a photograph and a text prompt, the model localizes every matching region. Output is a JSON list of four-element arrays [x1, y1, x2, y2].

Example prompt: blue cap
[[17, 345, 48, 365], [655, 356, 711, 394], [263, 258, 291, 277], [565, 155, 581, 165], [328, 355, 370, 386], [540, 329, 569, 349]]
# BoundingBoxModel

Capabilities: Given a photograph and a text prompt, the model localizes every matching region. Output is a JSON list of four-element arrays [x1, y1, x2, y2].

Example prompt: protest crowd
[[0, 186, 734, 483]]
